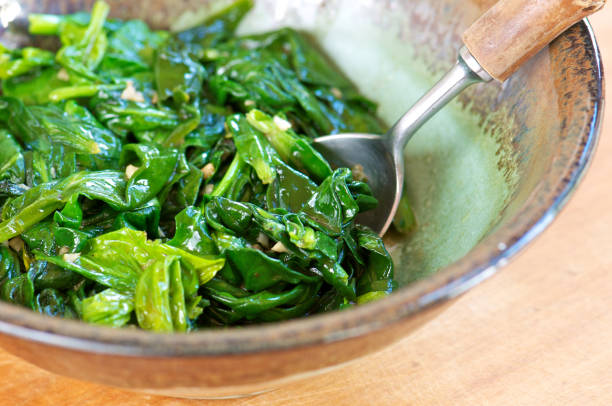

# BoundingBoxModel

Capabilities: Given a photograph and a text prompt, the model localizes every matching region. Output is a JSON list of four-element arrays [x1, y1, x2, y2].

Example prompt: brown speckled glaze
[[0, 0, 604, 398]]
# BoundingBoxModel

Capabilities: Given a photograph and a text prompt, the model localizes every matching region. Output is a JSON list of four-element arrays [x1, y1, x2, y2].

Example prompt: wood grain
[[463, 0, 606, 81], [1, 9, 611, 406]]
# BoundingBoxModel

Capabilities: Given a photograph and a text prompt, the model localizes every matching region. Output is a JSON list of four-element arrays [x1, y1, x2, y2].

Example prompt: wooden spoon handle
[[463, 0, 606, 81]]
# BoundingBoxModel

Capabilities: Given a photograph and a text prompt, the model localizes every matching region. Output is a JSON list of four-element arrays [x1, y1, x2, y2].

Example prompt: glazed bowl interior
[[0, 0, 602, 385]]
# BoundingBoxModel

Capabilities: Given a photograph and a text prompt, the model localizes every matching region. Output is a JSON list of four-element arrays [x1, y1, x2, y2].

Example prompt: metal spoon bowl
[[313, 47, 491, 235]]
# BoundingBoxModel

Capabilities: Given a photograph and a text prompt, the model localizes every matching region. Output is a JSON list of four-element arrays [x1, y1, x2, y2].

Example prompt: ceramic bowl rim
[[0, 19, 604, 357]]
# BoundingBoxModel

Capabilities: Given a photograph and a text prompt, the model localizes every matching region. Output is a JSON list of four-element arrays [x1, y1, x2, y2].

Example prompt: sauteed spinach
[[0, 0, 396, 331]]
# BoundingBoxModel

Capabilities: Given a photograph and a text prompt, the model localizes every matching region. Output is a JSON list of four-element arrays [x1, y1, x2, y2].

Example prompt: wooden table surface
[[2, 10, 611, 406]]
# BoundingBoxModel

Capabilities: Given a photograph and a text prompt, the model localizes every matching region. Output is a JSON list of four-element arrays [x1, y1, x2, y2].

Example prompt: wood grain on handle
[[463, 0, 606, 81]]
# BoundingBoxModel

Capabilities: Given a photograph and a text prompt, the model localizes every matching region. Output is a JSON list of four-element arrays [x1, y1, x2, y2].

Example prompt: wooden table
[[2, 11, 611, 406]]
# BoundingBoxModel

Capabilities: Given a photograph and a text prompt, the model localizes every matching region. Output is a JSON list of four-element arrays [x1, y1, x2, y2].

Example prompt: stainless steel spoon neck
[[387, 46, 492, 157]]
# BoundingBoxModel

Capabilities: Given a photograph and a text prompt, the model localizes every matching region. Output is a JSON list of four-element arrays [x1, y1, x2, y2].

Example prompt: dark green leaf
[[1, 273, 34, 308], [227, 247, 317, 292], [168, 206, 216, 255], [0, 246, 20, 284], [35, 288, 67, 317], [355, 225, 395, 297]]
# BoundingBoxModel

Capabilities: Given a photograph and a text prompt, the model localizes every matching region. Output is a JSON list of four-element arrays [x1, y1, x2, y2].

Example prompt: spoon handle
[[463, 0, 606, 82], [387, 48, 488, 155]]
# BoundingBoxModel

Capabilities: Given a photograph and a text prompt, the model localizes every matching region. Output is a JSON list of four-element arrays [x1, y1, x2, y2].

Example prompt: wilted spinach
[[0, 0, 396, 331]]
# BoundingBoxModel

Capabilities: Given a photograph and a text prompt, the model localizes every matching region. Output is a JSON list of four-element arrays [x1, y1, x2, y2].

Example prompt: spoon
[[313, 0, 606, 236]]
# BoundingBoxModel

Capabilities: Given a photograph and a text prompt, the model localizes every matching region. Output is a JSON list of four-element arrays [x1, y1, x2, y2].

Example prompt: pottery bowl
[[0, 0, 603, 399]]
